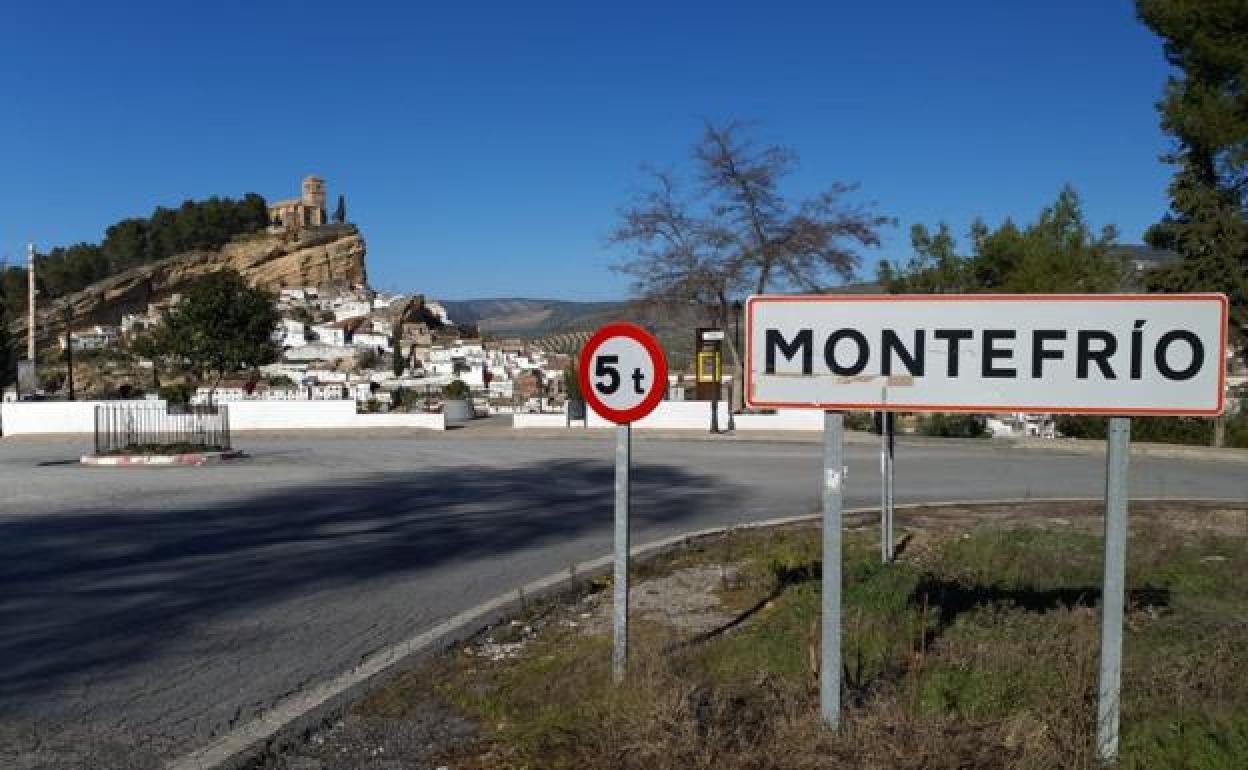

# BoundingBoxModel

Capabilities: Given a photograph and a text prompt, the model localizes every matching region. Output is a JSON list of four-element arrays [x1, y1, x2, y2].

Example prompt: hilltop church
[[268, 175, 328, 231]]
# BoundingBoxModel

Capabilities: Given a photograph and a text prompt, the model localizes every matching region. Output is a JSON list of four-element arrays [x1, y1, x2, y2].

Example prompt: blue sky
[[1, 1, 1174, 300]]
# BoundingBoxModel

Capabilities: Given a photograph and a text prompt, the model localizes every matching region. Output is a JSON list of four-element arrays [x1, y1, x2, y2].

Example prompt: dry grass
[[360, 503, 1248, 770]]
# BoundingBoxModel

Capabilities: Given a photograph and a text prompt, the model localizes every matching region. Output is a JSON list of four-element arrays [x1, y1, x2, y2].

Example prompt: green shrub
[[843, 411, 875, 432], [917, 412, 986, 438], [159, 383, 193, 404], [443, 379, 471, 400], [1056, 414, 1248, 448], [563, 365, 582, 401], [1229, 414, 1248, 449]]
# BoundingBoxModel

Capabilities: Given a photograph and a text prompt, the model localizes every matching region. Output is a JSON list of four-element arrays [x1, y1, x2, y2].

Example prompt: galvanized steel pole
[[886, 413, 895, 561], [613, 422, 631, 683], [880, 412, 887, 562], [821, 411, 843, 729], [1096, 416, 1131, 762], [879, 411, 896, 563]]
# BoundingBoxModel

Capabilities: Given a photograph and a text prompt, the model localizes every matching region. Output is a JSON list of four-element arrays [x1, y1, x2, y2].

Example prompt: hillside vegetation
[[0, 194, 269, 323]]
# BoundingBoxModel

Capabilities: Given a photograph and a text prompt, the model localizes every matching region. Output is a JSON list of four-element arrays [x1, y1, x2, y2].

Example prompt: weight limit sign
[[578, 322, 668, 425]]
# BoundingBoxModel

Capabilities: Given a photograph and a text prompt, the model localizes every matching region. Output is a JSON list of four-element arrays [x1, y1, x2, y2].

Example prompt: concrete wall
[[603, 400, 728, 430], [513, 401, 729, 430], [513, 413, 576, 429], [732, 409, 825, 431], [0, 400, 444, 436], [1, 400, 169, 435], [226, 401, 445, 431], [512, 403, 826, 431]]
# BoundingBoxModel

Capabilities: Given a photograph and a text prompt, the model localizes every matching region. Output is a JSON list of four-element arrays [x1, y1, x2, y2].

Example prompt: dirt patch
[[580, 565, 742, 636]]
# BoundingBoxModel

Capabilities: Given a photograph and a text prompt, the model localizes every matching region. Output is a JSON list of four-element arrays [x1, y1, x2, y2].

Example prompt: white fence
[[1, 400, 445, 436], [515, 401, 734, 430]]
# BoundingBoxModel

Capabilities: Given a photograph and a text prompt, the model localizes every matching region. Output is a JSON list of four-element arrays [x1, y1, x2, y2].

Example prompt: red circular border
[[578, 322, 669, 425]]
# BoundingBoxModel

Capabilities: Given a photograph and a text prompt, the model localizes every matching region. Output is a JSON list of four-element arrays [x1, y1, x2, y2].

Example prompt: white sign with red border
[[579, 322, 669, 424], [746, 294, 1228, 416]]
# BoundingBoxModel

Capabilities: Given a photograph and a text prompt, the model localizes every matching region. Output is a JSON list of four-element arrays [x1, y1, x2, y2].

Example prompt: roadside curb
[[165, 496, 1248, 770], [81, 450, 246, 467]]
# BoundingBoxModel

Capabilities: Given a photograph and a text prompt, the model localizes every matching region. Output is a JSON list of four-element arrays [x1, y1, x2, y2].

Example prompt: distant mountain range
[[441, 282, 888, 340], [440, 298, 629, 336], [440, 297, 710, 367]]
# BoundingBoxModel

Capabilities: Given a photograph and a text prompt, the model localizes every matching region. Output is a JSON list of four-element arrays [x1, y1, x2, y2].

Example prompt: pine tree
[[0, 306, 14, 388], [392, 327, 406, 377], [334, 194, 347, 224], [1138, 0, 1248, 350], [1138, 0, 1248, 447]]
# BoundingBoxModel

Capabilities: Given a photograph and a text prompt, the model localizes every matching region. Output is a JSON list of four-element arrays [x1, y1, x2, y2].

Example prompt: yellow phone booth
[[694, 328, 724, 401]]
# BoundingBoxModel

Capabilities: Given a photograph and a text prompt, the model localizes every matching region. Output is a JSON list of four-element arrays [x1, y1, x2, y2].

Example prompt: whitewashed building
[[352, 330, 392, 352], [274, 319, 310, 349], [59, 325, 120, 351], [311, 323, 348, 346], [333, 299, 372, 322]]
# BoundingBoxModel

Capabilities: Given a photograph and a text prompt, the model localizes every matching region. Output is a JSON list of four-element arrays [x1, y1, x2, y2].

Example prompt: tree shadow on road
[[0, 458, 736, 707]]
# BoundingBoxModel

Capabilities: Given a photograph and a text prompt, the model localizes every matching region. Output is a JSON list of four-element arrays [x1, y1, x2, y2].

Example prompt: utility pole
[[63, 304, 75, 401], [26, 242, 36, 361]]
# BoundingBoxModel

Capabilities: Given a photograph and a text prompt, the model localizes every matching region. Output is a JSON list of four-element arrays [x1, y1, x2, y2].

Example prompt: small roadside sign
[[580, 322, 668, 684], [579, 322, 668, 424]]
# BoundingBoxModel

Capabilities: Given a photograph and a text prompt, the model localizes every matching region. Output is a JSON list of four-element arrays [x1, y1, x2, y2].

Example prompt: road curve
[[1, 432, 1244, 768]]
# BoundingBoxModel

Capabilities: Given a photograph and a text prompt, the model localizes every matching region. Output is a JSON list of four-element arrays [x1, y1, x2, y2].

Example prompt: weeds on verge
[[387, 508, 1248, 769]]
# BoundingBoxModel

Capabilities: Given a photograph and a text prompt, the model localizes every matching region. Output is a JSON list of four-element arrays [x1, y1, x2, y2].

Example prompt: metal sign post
[[613, 422, 630, 683], [885, 414, 895, 561], [820, 411, 843, 729], [1097, 416, 1131, 761], [879, 410, 895, 563], [579, 323, 668, 684]]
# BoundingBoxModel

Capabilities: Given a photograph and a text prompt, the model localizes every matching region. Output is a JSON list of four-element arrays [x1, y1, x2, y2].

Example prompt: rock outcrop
[[16, 224, 367, 341]]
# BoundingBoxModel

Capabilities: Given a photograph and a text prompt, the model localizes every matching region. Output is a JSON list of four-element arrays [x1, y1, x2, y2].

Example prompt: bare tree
[[612, 169, 742, 321], [612, 120, 893, 410]]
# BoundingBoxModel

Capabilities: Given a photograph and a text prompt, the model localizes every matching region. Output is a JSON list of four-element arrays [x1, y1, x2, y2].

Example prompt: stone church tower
[[301, 175, 326, 218], [269, 175, 328, 231]]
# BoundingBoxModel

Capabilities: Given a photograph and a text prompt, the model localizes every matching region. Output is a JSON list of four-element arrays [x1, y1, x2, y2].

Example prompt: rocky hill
[[14, 224, 366, 343]]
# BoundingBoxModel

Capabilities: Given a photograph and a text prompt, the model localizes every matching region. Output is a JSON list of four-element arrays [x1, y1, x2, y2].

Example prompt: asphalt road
[[1, 430, 1245, 768]]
